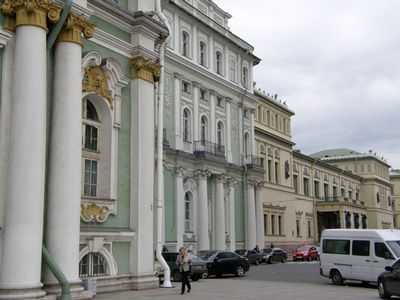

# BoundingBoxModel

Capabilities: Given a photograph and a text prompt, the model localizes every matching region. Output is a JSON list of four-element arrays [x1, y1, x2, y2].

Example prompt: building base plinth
[[0, 287, 46, 299]]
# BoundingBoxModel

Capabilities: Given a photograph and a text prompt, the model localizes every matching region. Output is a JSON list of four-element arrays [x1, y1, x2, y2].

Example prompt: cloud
[[215, 0, 400, 167]]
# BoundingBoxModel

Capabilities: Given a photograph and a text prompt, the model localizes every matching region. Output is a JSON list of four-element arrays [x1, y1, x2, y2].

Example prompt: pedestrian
[[176, 246, 192, 294], [270, 242, 274, 248], [253, 245, 260, 253], [162, 245, 168, 252]]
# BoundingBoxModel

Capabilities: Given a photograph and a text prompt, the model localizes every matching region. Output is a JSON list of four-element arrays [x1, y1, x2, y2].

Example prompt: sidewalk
[[94, 277, 378, 300]]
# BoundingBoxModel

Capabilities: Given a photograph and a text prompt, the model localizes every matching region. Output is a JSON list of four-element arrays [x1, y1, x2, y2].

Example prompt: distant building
[[390, 169, 400, 229]]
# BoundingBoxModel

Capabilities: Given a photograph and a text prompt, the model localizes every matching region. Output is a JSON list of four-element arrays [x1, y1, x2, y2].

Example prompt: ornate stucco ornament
[[130, 56, 161, 84], [0, 0, 62, 32], [82, 66, 114, 109], [81, 202, 110, 223], [58, 12, 95, 46]]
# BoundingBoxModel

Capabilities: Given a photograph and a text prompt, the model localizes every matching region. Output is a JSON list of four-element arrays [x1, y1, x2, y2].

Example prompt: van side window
[[323, 239, 350, 255], [375, 242, 394, 260], [352, 240, 370, 256]]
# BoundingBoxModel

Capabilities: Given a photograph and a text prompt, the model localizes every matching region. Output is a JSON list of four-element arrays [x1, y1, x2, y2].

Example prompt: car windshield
[[261, 248, 272, 254], [297, 246, 310, 251], [190, 255, 205, 262], [235, 250, 246, 255], [197, 250, 217, 261], [387, 241, 400, 258]]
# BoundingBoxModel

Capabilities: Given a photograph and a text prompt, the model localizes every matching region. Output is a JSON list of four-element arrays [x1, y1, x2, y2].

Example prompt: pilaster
[[193, 81, 200, 141], [245, 179, 257, 249], [255, 182, 265, 248], [175, 166, 184, 250], [195, 169, 211, 251], [225, 97, 232, 162], [226, 177, 237, 251], [214, 174, 225, 250]]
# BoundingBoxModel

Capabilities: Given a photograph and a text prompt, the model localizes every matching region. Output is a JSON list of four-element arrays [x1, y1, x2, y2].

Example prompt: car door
[[372, 241, 396, 282], [350, 240, 372, 281], [224, 252, 239, 273], [385, 260, 400, 295], [215, 252, 230, 274]]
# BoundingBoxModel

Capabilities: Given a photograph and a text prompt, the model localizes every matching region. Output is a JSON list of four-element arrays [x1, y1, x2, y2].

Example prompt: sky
[[214, 0, 400, 169]]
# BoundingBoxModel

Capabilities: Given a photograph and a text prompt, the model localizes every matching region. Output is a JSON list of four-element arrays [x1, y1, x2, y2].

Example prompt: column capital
[[195, 169, 211, 179], [214, 173, 225, 183], [246, 178, 257, 188], [175, 166, 184, 177], [226, 177, 238, 188], [130, 56, 161, 83], [1, 0, 62, 32], [225, 97, 232, 103], [57, 12, 95, 46], [256, 180, 265, 188], [173, 72, 183, 80], [209, 89, 217, 96], [192, 81, 201, 88]]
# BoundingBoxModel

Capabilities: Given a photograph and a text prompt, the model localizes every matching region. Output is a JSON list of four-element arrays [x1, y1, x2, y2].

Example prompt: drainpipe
[[43, 1, 73, 299], [155, 0, 172, 288]]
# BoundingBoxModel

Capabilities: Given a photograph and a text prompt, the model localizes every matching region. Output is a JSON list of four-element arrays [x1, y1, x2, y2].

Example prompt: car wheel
[[202, 271, 208, 279], [255, 259, 260, 265], [331, 270, 343, 285], [216, 273, 222, 278], [173, 270, 182, 282], [267, 257, 272, 264], [191, 276, 200, 281], [281, 257, 286, 263], [378, 279, 391, 299], [235, 265, 245, 277]]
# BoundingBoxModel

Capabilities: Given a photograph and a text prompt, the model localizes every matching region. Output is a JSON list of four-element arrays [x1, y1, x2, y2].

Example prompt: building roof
[[309, 148, 390, 167]]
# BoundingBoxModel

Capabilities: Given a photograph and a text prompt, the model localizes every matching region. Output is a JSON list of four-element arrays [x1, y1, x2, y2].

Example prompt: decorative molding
[[81, 199, 117, 223], [173, 72, 183, 80], [0, 29, 13, 48], [1, 0, 62, 32], [82, 66, 114, 109], [57, 12, 95, 46], [130, 56, 161, 83], [214, 173, 225, 183], [175, 166, 184, 177], [295, 211, 304, 216], [195, 169, 211, 179], [183, 177, 197, 192]]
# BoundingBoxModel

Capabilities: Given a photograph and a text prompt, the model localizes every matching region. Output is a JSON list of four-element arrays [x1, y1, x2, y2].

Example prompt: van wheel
[[378, 279, 391, 299], [331, 270, 343, 285]]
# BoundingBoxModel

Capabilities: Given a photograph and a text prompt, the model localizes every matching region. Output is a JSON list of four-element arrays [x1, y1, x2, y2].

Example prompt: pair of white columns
[[0, 18, 86, 300], [246, 182, 265, 249]]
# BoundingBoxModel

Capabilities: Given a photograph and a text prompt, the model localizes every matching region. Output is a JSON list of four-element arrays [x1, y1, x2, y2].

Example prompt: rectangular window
[[278, 215, 282, 235], [200, 89, 207, 101], [182, 81, 191, 94], [349, 190, 353, 200], [352, 240, 370, 256], [264, 214, 268, 234], [185, 200, 191, 232], [314, 181, 319, 198], [267, 160, 272, 182], [333, 186, 337, 200], [322, 239, 350, 255], [275, 162, 279, 184], [307, 220, 312, 238], [303, 178, 309, 196], [324, 183, 329, 200], [296, 219, 300, 237], [84, 125, 98, 150], [84, 159, 97, 197], [217, 97, 224, 108], [293, 175, 298, 193]]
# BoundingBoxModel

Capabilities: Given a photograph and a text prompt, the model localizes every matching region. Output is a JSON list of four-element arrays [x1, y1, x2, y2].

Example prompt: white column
[[246, 181, 257, 249], [250, 109, 256, 156], [0, 26, 47, 299], [196, 170, 210, 251], [255, 183, 265, 248], [173, 73, 182, 150], [44, 37, 85, 293], [130, 58, 157, 281], [193, 82, 200, 141], [214, 174, 225, 250], [0, 30, 14, 271], [175, 167, 184, 250], [228, 180, 236, 251], [225, 98, 232, 162], [209, 90, 216, 144]]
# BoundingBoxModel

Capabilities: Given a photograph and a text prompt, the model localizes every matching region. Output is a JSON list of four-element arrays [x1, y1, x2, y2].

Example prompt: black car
[[197, 250, 250, 278], [378, 258, 400, 299], [235, 249, 263, 265], [161, 252, 207, 282], [260, 248, 287, 264]]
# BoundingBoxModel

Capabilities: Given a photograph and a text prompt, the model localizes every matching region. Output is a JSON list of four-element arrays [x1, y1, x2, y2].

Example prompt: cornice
[[91, 28, 132, 57], [0, 29, 13, 47]]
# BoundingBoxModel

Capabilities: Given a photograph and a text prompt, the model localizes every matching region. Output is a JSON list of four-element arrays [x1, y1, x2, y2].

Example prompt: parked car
[[293, 245, 319, 261], [162, 252, 207, 282], [260, 248, 288, 264], [316, 246, 321, 260], [197, 250, 250, 278], [235, 249, 263, 265], [378, 258, 400, 299]]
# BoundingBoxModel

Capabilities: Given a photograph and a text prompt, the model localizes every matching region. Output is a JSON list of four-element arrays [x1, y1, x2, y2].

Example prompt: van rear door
[[371, 241, 396, 282]]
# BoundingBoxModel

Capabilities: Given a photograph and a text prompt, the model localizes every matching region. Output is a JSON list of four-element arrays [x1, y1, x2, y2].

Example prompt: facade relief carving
[[81, 202, 115, 223], [82, 66, 114, 109]]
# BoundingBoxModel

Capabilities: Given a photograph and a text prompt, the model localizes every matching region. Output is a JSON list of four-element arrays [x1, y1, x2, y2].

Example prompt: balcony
[[194, 140, 225, 159], [244, 155, 264, 169]]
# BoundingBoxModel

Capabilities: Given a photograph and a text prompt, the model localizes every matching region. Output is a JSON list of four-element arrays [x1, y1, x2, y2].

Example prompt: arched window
[[185, 192, 193, 232], [217, 121, 224, 148], [183, 108, 191, 142], [82, 98, 101, 197], [200, 115, 208, 144], [216, 51, 222, 75], [199, 41, 206, 66], [79, 252, 108, 277], [182, 31, 190, 57], [242, 67, 248, 88]]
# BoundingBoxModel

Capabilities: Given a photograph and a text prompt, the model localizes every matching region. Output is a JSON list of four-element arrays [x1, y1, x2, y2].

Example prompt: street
[[95, 261, 385, 300]]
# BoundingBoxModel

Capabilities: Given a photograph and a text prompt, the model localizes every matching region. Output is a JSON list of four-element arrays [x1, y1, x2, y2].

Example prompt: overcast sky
[[214, 0, 400, 169]]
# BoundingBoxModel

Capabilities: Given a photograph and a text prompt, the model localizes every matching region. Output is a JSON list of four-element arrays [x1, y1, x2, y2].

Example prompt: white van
[[320, 229, 400, 285]]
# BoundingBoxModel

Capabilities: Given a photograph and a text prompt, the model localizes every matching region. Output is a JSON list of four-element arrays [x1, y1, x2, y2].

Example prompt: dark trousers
[[181, 270, 191, 293]]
